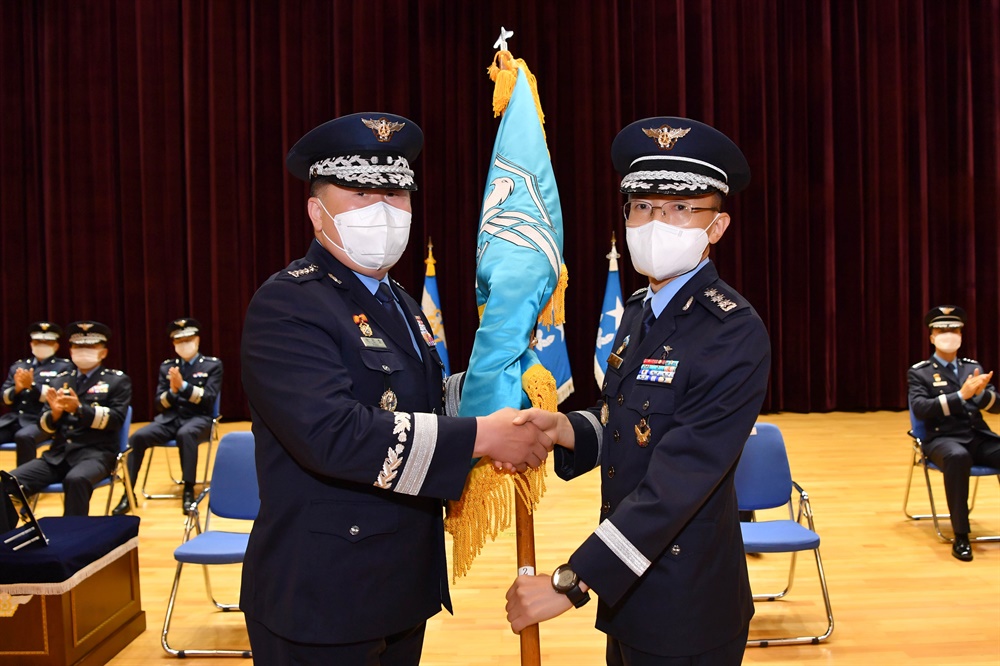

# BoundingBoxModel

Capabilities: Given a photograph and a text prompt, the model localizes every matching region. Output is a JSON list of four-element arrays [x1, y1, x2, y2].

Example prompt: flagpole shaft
[[515, 490, 542, 666]]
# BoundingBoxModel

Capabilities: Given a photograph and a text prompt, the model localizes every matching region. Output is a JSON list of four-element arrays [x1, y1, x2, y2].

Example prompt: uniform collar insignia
[[642, 124, 691, 150], [362, 117, 406, 143]]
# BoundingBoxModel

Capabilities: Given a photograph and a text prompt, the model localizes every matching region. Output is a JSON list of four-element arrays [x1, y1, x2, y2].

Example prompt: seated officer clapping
[[113, 318, 222, 515], [0, 322, 74, 465]]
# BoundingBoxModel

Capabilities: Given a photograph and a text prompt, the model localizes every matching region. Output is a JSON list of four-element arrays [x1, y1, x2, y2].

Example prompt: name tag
[[362, 337, 387, 349], [932, 381, 948, 387], [637, 359, 678, 384]]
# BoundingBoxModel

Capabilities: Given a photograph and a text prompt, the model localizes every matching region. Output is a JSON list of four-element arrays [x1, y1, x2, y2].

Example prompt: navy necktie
[[375, 282, 407, 332], [641, 299, 656, 339], [946, 363, 957, 380]]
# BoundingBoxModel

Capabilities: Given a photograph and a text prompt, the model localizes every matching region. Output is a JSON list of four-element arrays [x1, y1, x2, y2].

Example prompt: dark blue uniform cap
[[168, 317, 201, 339], [286, 112, 423, 191], [924, 305, 966, 329], [612, 116, 750, 197], [28, 321, 62, 341], [66, 321, 111, 345]]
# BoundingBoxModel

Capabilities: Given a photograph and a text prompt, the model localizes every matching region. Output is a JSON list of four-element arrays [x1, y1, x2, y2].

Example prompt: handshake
[[472, 408, 574, 473]]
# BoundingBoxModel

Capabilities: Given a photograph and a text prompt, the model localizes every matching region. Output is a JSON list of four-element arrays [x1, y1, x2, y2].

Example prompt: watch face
[[553, 566, 577, 591]]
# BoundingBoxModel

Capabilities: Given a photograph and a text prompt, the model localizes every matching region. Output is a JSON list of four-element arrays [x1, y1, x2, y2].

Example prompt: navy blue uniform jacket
[[555, 261, 770, 656], [151, 354, 223, 425], [908, 356, 1000, 453], [0, 356, 75, 430], [38, 367, 132, 469], [240, 241, 478, 644]]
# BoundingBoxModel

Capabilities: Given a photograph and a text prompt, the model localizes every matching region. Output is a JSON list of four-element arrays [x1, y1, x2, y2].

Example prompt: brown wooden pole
[[515, 488, 541, 666]]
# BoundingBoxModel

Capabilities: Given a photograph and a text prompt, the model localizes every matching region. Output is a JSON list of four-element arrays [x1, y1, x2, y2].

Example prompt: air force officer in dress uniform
[[240, 112, 552, 665], [4, 321, 132, 516], [506, 117, 771, 665], [0, 322, 74, 465], [907, 306, 1000, 561], [113, 317, 223, 515]]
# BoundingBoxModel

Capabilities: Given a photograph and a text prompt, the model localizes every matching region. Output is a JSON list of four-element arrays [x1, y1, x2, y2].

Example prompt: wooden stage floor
[[14, 410, 999, 665]]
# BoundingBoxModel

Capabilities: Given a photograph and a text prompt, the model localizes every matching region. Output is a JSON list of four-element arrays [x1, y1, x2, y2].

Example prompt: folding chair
[[902, 407, 1000, 542], [736, 422, 834, 647], [141, 392, 222, 499], [162, 430, 257, 658], [31, 406, 135, 516]]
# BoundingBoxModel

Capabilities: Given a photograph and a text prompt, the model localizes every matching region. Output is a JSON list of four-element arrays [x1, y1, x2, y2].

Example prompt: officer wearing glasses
[[507, 117, 771, 665]]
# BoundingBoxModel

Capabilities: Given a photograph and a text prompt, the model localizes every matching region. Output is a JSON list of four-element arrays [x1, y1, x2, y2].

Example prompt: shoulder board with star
[[961, 357, 979, 365], [161, 358, 178, 366], [200, 355, 221, 362], [911, 360, 930, 369], [695, 282, 748, 320], [626, 287, 649, 305], [279, 262, 323, 282]]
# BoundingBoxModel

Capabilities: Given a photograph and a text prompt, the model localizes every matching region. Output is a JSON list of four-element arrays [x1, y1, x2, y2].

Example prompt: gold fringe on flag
[[444, 365, 556, 582], [537, 263, 568, 327], [487, 50, 546, 142]]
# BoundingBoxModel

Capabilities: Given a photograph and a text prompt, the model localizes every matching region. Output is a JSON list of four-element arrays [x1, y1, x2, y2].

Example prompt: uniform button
[[608, 466, 615, 479], [613, 430, 620, 442], [670, 544, 681, 556], [617, 394, 624, 406], [601, 502, 611, 514], [602, 380, 608, 391], [382, 365, 391, 372], [642, 400, 649, 410], [349, 525, 360, 536]]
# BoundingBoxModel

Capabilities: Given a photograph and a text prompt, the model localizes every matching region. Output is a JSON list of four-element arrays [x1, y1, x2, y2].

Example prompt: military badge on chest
[[355, 313, 388, 349]]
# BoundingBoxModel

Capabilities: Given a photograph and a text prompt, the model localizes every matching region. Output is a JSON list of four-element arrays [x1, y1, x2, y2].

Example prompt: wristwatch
[[551, 563, 591, 608]]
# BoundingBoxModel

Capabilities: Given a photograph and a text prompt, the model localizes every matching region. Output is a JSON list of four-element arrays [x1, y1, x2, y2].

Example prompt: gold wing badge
[[642, 125, 691, 150], [362, 117, 406, 142]]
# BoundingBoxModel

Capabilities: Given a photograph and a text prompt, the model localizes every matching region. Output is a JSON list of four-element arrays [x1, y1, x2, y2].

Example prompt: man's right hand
[[474, 407, 553, 471], [168, 366, 183, 393], [13, 368, 33, 392]]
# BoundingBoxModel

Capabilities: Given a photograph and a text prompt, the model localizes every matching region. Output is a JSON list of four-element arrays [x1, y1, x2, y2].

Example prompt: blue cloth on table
[[0, 516, 139, 584]]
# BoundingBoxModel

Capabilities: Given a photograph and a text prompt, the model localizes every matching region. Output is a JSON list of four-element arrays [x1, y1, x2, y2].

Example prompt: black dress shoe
[[952, 535, 973, 561], [111, 494, 131, 516], [182, 484, 195, 515]]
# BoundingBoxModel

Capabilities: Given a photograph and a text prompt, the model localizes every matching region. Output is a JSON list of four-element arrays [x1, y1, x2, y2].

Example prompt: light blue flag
[[420, 241, 451, 376], [594, 236, 624, 389], [459, 58, 564, 418], [534, 322, 574, 404]]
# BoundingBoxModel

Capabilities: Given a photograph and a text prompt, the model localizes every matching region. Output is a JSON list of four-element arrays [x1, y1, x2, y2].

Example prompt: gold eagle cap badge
[[940, 307, 954, 315], [642, 125, 691, 150], [362, 117, 406, 143], [78, 323, 93, 331], [40, 323, 50, 331]]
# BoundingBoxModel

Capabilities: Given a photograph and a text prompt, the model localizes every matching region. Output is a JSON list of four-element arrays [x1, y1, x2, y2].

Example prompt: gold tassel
[[488, 50, 546, 143], [537, 264, 568, 327], [444, 365, 556, 582]]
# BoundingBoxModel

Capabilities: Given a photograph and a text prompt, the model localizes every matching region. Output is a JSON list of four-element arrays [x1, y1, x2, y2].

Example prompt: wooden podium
[[0, 517, 145, 665]]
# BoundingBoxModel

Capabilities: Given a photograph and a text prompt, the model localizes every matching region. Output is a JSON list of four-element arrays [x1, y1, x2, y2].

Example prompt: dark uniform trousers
[[6, 367, 131, 516], [908, 356, 1000, 534], [240, 243, 478, 661], [0, 356, 74, 465], [126, 354, 221, 485], [555, 262, 769, 662]]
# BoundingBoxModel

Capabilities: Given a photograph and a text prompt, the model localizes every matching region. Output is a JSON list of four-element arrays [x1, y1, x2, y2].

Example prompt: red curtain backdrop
[[1, 0, 997, 420]]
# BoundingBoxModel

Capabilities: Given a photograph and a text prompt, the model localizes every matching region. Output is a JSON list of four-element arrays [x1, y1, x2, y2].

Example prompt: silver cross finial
[[493, 26, 514, 51]]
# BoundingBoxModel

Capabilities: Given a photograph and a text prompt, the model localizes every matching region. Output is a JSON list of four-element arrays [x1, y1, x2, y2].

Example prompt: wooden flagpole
[[515, 489, 541, 666]]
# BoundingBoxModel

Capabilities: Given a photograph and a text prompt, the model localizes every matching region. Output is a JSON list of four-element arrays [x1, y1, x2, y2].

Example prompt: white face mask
[[625, 217, 716, 281], [933, 331, 962, 354], [174, 341, 199, 361], [317, 199, 412, 271], [71, 348, 102, 371], [31, 342, 57, 361]]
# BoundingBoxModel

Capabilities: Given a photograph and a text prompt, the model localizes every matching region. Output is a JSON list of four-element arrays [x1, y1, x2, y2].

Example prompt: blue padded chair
[[161, 430, 258, 658], [141, 392, 222, 499], [736, 422, 834, 647], [902, 406, 1000, 543], [31, 406, 134, 516]]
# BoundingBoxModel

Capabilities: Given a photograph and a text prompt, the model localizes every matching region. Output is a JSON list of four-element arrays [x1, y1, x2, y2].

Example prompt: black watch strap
[[565, 583, 591, 608]]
